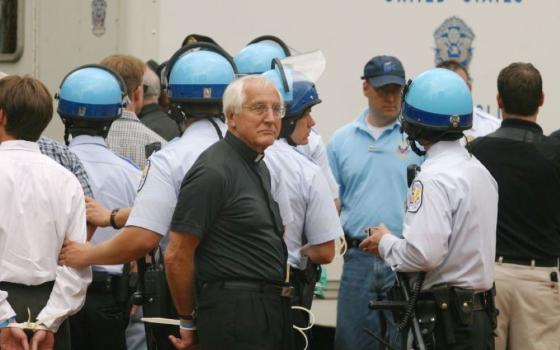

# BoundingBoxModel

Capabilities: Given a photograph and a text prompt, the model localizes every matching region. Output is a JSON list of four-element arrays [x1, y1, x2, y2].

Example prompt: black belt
[[90, 271, 122, 293], [344, 234, 364, 249], [496, 256, 560, 268], [202, 280, 294, 299]]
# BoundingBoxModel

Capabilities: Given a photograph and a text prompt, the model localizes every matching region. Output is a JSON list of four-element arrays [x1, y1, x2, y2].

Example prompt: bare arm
[[165, 231, 199, 317], [301, 240, 336, 265], [85, 197, 131, 229], [59, 226, 161, 268]]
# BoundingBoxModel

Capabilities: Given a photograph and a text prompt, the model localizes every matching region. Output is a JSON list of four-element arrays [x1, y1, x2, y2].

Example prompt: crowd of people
[[0, 34, 558, 350]]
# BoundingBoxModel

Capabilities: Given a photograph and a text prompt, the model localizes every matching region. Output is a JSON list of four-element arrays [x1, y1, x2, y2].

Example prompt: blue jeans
[[335, 248, 400, 350]]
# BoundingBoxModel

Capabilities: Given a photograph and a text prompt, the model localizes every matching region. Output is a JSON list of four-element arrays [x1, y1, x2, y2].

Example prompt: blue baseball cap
[[362, 55, 405, 87]]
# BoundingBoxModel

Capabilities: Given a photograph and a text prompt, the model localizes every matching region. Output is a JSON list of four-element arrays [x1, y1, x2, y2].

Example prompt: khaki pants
[[494, 262, 560, 350]]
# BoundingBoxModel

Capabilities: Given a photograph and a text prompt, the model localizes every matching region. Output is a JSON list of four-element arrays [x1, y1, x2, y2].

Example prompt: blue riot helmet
[[234, 35, 291, 75], [263, 59, 322, 145], [287, 79, 322, 119], [401, 68, 473, 155], [56, 64, 126, 144], [262, 59, 294, 105], [165, 42, 237, 105], [164, 42, 237, 134]]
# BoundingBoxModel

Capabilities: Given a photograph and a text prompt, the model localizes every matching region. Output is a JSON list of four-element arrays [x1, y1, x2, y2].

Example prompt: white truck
[[0, 0, 556, 334]]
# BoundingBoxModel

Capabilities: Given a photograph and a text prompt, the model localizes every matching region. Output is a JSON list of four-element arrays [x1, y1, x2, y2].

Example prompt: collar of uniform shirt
[[69, 134, 108, 148], [424, 139, 467, 161], [0, 140, 41, 152], [353, 108, 401, 136], [224, 132, 264, 164]]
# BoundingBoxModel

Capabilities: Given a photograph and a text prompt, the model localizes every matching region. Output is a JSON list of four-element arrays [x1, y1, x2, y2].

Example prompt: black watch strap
[[110, 208, 120, 229]]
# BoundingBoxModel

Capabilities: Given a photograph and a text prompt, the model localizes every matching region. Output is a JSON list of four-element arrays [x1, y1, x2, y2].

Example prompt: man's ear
[[0, 109, 6, 128], [497, 94, 503, 109], [538, 92, 544, 107], [225, 111, 236, 129], [133, 85, 143, 104], [362, 80, 369, 97]]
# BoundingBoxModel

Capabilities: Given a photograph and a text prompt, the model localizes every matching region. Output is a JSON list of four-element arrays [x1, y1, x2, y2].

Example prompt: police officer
[[57, 65, 141, 350], [262, 65, 344, 348], [58, 43, 237, 349], [360, 68, 498, 349]]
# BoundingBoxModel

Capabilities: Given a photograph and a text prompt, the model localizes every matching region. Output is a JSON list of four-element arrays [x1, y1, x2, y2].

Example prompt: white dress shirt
[[266, 139, 344, 269], [379, 140, 498, 292], [0, 140, 91, 331], [464, 107, 501, 140], [127, 118, 226, 249], [297, 129, 339, 199], [70, 135, 141, 275]]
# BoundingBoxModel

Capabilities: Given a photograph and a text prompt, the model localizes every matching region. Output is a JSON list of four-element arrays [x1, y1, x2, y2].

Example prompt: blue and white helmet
[[262, 60, 322, 144], [262, 59, 321, 120], [57, 64, 126, 121], [234, 35, 291, 75], [165, 42, 237, 104], [402, 68, 473, 132]]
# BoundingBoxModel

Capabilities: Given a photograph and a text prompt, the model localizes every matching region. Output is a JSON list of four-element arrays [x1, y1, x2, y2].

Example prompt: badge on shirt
[[137, 160, 151, 192], [396, 140, 410, 159], [407, 180, 423, 213]]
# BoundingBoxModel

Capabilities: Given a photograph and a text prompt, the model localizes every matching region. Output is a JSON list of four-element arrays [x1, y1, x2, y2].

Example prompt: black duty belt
[[496, 256, 560, 268], [202, 280, 294, 299], [90, 271, 122, 293]]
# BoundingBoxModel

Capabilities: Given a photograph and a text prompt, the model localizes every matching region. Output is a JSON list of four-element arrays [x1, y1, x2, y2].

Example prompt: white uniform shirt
[[127, 118, 226, 244], [379, 140, 498, 292], [266, 139, 344, 269], [0, 141, 91, 331], [464, 107, 501, 140], [70, 135, 141, 275], [297, 130, 339, 199]]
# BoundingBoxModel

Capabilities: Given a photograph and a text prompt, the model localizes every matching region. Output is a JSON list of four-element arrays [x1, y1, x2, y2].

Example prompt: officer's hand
[[30, 330, 54, 350], [359, 223, 391, 256], [58, 240, 93, 268], [169, 329, 198, 350], [0, 327, 30, 350], [85, 196, 111, 227]]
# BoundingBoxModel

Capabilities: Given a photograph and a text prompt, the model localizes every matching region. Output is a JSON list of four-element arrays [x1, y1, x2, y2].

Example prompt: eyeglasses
[[242, 103, 285, 118]]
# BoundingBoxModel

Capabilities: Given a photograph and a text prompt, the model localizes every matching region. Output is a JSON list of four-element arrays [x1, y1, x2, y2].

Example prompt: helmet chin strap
[[409, 139, 426, 156]]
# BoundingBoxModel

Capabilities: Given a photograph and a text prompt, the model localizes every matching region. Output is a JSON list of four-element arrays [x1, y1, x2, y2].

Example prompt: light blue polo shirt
[[327, 108, 424, 239]]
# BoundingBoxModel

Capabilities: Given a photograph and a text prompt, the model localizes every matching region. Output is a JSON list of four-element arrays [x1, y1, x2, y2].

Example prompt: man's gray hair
[[143, 68, 160, 98], [222, 75, 282, 116], [0, 71, 8, 80]]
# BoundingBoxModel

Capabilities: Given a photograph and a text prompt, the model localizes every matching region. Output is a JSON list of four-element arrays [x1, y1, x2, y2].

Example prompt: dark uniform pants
[[0, 281, 71, 350], [433, 309, 493, 350], [69, 287, 127, 350], [196, 283, 294, 350]]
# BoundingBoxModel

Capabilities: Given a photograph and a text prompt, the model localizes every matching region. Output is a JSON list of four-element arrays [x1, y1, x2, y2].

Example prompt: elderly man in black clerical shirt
[[165, 75, 293, 350]]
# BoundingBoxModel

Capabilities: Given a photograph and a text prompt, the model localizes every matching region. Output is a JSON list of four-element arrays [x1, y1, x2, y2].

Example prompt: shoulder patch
[[137, 159, 151, 192], [407, 180, 423, 213]]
